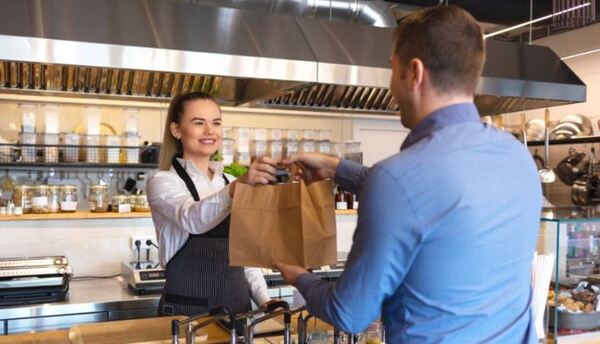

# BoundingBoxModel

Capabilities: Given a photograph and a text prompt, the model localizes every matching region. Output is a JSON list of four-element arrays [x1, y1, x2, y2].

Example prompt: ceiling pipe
[[169, 0, 397, 27]]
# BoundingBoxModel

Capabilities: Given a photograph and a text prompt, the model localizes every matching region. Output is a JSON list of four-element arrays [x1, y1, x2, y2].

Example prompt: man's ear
[[408, 58, 425, 91]]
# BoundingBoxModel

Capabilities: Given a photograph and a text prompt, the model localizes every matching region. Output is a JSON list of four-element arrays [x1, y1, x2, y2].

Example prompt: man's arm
[[295, 164, 423, 333], [334, 159, 369, 195]]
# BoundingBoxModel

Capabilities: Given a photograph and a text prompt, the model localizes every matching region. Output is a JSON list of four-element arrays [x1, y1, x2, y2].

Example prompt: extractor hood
[[0, 0, 586, 116]]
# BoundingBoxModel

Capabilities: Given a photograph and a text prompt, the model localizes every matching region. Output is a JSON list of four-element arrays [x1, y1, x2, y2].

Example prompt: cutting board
[[68, 316, 228, 344]]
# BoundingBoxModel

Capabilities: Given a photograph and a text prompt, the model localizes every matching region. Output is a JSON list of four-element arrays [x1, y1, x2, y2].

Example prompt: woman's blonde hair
[[158, 92, 220, 170]]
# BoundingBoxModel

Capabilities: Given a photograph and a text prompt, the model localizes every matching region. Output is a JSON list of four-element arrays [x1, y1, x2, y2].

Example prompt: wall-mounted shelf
[[1, 209, 356, 221], [0, 162, 157, 171], [528, 136, 600, 146], [0, 211, 152, 221]]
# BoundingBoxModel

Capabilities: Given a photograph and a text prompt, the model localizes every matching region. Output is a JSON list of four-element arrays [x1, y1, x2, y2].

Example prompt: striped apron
[[158, 157, 251, 316]]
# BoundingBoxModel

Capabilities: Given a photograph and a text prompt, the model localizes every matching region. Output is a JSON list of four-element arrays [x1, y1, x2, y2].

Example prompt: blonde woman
[[147, 92, 278, 316]]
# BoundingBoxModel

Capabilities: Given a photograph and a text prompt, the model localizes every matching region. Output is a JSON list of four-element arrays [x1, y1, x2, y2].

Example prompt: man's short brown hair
[[394, 5, 485, 96]]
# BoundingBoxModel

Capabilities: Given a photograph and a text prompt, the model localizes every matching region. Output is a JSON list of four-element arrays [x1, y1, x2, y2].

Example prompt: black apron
[[158, 157, 251, 316]]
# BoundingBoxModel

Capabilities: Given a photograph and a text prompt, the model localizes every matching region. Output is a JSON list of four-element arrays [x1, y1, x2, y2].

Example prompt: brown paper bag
[[229, 178, 337, 269]]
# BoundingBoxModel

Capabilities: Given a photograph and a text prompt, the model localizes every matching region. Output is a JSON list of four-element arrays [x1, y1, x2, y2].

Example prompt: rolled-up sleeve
[[334, 159, 369, 195], [147, 172, 233, 235], [296, 164, 423, 333]]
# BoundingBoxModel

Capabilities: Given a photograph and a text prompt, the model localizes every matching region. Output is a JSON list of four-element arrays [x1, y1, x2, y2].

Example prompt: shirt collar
[[401, 103, 481, 150], [175, 157, 224, 179]]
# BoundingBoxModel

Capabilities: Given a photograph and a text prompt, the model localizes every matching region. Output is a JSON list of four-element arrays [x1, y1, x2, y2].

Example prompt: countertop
[[0, 276, 159, 320]]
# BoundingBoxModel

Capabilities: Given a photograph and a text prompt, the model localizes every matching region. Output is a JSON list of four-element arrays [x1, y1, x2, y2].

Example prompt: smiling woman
[[146, 91, 281, 318]]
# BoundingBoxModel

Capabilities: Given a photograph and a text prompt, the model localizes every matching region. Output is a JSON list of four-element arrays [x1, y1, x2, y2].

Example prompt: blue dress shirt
[[296, 103, 542, 343]]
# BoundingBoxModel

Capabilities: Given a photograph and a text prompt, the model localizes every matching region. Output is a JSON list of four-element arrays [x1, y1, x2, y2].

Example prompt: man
[[276, 5, 542, 343]]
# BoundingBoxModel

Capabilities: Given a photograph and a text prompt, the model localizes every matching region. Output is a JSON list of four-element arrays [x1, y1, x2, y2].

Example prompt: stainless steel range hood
[[0, 0, 586, 116]]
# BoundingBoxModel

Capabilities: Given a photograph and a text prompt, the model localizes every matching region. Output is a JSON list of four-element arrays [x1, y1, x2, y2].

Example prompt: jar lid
[[112, 195, 128, 202], [14, 185, 32, 190], [34, 185, 50, 190], [48, 185, 61, 191], [90, 185, 108, 190], [60, 185, 78, 191]]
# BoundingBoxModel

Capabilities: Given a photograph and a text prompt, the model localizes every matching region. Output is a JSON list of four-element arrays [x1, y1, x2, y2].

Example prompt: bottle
[[335, 186, 347, 210], [344, 190, 353, 210]]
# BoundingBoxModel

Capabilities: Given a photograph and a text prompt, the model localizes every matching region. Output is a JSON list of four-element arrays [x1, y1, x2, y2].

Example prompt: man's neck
[[407, 93, 473, 130]]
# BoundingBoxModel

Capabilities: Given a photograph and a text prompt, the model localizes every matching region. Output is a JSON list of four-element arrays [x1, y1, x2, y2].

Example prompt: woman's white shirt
[[146, 158, 270, 306]]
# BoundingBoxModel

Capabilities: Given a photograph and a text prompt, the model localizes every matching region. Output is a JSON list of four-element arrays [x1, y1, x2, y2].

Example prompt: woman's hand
[[240, 156, 278, 185]]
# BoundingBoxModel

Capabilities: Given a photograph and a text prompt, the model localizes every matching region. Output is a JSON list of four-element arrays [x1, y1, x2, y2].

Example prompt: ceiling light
[[561, 47, 600, 60], [484, 2, 591, 39]]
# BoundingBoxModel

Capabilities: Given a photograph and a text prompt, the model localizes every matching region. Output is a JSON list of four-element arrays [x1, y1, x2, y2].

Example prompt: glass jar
[[47, 185, 60, 213], [13, 185, 32, 214], [59, 185, 78, 213], [31, 185, 50, 214], [89, 185, 109, 213], [134, 195, 151, 212], [111, 195, 131, 213]]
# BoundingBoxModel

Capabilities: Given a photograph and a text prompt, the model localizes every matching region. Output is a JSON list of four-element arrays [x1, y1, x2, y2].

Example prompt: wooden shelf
[[335, 209, 357, 215], [0, 211, 152, 221], [2, 210, 354, 221]]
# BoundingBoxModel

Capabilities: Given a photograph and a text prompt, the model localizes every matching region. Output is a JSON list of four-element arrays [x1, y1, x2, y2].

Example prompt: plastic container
[[85, 135, 101, 163], [20, 132, 37, 163], [43, 133, 59, 163], [222, 138, 235, 166], [47, 185, 61, 213], [303, 129, 316, 140], [62, 133, 80, 163], [31, 185, 50, 214], [286, 129, 299, 141], [105, 135, 120, 163], [253, 128, 268, 141], [269, 140, 283, 161], [237, 151, 251, 166], [252, 140, 268, 159], [13, 185, 32, 214], [19, 103, 37, 133], [111, 195, 131, 213], [123, 134, 139, 164], [59, 185, 78, 212], [299, 140, 315, 153], [236, 127, 250, 153], [89, 185, 109, 212], [42, 104, 60, 134], [134, 195, 151, 212], [284, 140, 298, 159]]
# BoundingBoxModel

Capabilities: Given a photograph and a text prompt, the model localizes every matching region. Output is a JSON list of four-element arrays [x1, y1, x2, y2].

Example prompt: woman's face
[[170, 99, 222, 159]]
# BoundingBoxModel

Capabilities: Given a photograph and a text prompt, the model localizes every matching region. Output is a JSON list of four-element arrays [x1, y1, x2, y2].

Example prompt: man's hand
[[274, 261, 309, 286], [282, 153, 340, 182]]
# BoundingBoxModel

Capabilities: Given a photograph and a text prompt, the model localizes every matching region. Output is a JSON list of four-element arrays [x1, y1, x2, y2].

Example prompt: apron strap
[[171, 155, 230, 202]]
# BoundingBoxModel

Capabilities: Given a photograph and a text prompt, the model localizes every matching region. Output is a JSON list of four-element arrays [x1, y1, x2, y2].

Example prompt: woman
[[147, 91, 278, 316]]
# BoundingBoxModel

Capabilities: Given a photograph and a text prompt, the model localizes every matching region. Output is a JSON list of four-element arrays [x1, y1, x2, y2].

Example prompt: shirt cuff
[[334, 159, 365, 194], [253, 289, 271, 307], [296, 272, 320, 293]]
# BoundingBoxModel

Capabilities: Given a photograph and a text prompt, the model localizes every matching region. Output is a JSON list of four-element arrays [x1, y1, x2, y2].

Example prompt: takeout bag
[[229, 178, 337, 269]]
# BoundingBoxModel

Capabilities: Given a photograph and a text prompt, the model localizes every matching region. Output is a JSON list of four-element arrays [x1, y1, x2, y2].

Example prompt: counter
[[0, 277, 158, 335], [0, 276, 293, 335]]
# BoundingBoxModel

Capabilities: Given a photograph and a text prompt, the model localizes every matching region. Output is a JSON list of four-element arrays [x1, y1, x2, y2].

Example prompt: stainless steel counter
[[0, 277, 293, 335], [0, 276, 159, 335]]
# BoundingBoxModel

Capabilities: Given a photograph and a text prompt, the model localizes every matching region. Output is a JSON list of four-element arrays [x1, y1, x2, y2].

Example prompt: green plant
[[224, 162, 248, 178]]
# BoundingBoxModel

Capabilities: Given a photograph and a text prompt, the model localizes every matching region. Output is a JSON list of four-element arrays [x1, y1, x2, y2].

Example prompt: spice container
[[134, 195, 151, 212], [62, 133, 80, 162], [13, 185, 32, 214], [31, 185, 50, 214], [111, 195, 131, 213], [47, 185, 61, 213], [89, 185, 109, 212], [59, 185, 78, 212]]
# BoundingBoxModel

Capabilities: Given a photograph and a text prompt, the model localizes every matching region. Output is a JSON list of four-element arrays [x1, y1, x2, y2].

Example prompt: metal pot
[[551, 114, 593, 140], [571, 149, 600, 206], [555, 148, 588, 186]]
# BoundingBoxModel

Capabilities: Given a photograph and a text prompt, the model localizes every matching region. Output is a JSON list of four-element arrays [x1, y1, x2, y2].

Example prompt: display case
[[540, 207, 600, 342]]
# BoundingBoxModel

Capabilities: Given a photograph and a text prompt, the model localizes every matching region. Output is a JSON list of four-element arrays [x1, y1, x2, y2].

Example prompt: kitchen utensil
[[521, 113, 527, 147], [556, 148, 588, 186], [571, 149, 600, 206], [539, 109, 556, 183], [551, 114, 593, 140], [526, 118, 545, 141]]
